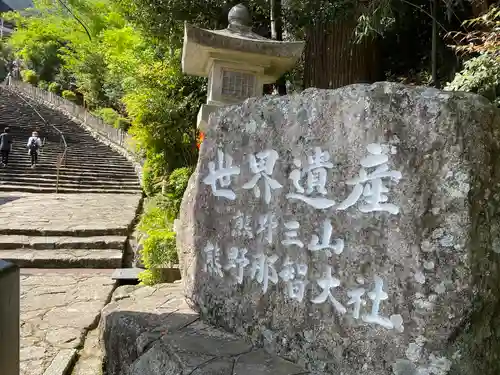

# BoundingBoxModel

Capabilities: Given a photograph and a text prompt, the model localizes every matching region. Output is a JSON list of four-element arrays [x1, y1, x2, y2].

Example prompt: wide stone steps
[[0, 234, 127, 268], [5, 150, 133, 160], [0, 86, 142, 195], [0, 234, 126, 249], [4, 141, 123, 156], [1, 164, 137, 174], [1, 162, 138, 172], [0, 175, 139, 186], [5, 145, 131, 155], [0, 87, 141, 269], [3, 149, 134, 161], [0, 174, 140, 193], [0, 184, 141, 194], [0, 249, 123, 268], [0, 226, 129, 237], [0, 174, 139, 185], [0, 178, 141, 189], [0, 171, 138, 181]]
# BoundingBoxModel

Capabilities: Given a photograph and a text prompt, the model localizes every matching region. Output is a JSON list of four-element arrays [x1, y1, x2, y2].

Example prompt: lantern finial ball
[[228, 4, 251, 27]]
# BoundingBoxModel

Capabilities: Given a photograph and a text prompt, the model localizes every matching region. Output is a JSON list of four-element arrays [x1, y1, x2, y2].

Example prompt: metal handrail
[[2, 78, 68, 192]]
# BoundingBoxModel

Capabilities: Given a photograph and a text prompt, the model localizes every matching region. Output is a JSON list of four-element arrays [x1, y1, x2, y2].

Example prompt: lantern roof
[[182, 4, 304, 80]]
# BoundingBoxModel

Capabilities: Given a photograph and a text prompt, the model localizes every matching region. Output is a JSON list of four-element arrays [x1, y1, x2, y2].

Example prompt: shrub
[[141, 155, 164, 197], [138, 231, 177, 285], [141, 161, 156, 197], [95, 107, 119, 126], [21, 69, 37, 84], [164, 166, 193, 216], [38, 80, 48, 90], [445, 54, 500, 104], [48, 82, 61, 94], [114, 117, 131, 132], [137, 167, 193, 285], [137, 195, 178, 285], [62, 90, 77, 102]]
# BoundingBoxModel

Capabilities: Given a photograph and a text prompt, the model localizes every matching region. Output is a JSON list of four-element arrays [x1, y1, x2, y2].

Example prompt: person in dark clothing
[[0, 127, 12, 167]]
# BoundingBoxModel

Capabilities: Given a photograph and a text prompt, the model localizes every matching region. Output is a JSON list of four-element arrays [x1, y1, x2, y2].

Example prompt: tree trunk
[[270, 0, 287, 94], [270, 0, 282, 40], [431, 0, 438, 87], [471, 0, 491, 17], [303, 14, 379, 89]]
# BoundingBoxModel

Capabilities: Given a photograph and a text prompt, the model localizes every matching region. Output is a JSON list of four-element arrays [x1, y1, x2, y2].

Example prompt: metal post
[[84, 99, 87, 125], [56, 154, 61, 193], [0, 260, 20, 375]]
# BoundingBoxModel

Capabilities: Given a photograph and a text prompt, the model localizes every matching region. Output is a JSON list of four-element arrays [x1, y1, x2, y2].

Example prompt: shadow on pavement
[[102, 310, 309, 375], [0, 196, 22, 206]]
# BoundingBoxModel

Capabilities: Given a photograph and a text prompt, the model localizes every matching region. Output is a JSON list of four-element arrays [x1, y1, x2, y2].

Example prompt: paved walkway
[[0, 192, 141, 235], [20, 269, 115, 375], [0, 192, 143, 375]]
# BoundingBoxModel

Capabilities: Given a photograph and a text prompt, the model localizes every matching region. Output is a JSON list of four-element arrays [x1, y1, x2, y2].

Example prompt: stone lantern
[[181, 4, 305, 131]]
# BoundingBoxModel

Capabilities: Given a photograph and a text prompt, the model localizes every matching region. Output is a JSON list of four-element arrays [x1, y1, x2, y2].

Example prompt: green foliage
[[138, 231, 177, 284], [354, 0, 394, 42], [95, 107, 119, 125], [142, 154, 169, 197], [138, 195, 173, 232], [62, 90, 77, 101], [38, 80, 49, 90], [48, 82, 61, 94], [114, 117, 131, 131], [21, 69, 38, 84], [0, 42, 13, 81], [141, 157, 159, 197], [445, 54, 500, 105], [166, 166, 192, 199], [4, 7, 66, 82], [447, 7, 500, 56], [446, 8, 500, 106], [113, 0, 270, 46], [136, 167, 192, 285], [124, 50, 204, 180], [161, 167, 193, 220], [137, 194, 177, 285]]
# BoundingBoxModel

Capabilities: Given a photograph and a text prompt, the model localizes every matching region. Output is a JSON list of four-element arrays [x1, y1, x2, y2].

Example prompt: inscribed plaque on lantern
[[221, 69, 256, 101]]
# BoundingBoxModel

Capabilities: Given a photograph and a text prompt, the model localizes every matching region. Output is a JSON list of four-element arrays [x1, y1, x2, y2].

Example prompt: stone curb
[[42, 349, 77, 375]]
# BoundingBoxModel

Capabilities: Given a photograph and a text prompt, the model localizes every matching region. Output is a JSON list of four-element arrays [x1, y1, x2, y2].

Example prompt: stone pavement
[[19, 269, 115, 375], [19, 272, 309, 375], [100, 283, 309, 375], [0, 192, 141, 235], [0, 192, 142, 268]]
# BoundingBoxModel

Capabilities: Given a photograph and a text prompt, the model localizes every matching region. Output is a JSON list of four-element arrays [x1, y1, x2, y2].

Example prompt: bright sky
[[2, 0, 34, 10]]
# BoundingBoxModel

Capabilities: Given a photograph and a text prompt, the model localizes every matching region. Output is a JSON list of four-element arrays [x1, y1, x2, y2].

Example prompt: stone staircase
[[0, 233, 127, 268], [0, 86, 142, 269], [0, 87, 142, 194]]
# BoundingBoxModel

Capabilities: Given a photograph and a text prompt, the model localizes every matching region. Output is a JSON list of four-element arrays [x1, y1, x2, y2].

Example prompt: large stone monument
[[177, 82, 500, 374], [181, 4, 304, 132]]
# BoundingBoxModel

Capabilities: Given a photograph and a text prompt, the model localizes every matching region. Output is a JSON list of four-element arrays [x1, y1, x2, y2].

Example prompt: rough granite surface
[[100, 283, 308, 375], [177, 82, 500, 375]]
